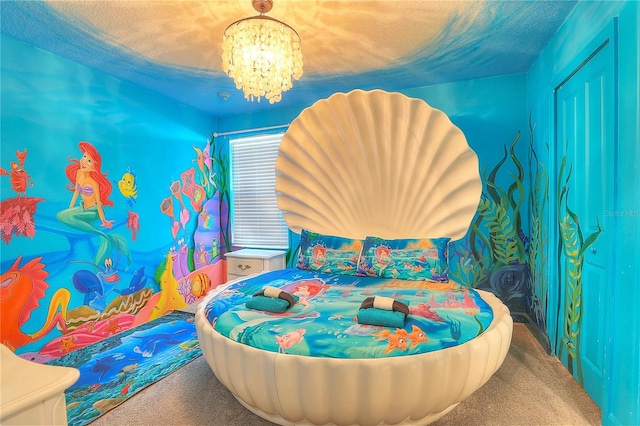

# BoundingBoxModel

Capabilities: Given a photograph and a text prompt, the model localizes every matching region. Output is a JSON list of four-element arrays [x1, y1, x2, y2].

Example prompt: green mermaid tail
[[96, 233, 131, 268], [57, 206, 132, 268]]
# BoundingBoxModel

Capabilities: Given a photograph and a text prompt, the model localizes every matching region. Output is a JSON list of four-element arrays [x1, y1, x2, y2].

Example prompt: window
[[229, 133, 289, 249]]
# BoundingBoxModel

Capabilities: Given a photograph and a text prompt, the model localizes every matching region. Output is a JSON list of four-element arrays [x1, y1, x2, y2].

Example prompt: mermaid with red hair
[[57, 141, 130, 267]]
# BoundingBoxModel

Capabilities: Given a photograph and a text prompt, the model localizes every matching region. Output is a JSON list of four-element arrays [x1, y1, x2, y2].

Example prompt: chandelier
[[221, 0, 303, 104]]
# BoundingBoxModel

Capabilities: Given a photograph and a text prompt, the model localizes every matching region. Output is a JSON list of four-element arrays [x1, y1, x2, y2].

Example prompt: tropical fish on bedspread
[[276, 329, 306, 353], [372, 328, 408, 354], [407, 325, 429, 348]]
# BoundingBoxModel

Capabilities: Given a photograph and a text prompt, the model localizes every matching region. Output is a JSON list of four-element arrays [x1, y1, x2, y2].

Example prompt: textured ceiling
[[1, 1, 577, 117], [47, 1, 480, 75]]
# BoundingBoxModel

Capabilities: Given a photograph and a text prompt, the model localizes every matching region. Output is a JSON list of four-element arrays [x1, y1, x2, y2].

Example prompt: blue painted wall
[[2, 1, 638, 421], [527, 1, 639, 424], [1, 35, 222, 359]]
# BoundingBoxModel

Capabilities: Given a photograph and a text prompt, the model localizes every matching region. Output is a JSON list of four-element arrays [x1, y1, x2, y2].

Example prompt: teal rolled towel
[[357, 308, 406, 328], [246, 286, 299, 313], [357, 296, 410, 327]]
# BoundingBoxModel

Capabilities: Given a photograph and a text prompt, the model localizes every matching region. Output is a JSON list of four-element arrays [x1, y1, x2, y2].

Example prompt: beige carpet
[[90, 323, 601, 426]]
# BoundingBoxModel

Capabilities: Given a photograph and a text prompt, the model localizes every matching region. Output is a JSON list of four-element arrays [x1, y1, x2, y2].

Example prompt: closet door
[[554, 37, 614, 409]]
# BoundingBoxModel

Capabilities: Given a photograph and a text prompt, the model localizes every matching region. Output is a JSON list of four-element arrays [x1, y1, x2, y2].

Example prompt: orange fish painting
[[0, 256, 70, 350], [371, 328, 408, 354], [407, 325, 429, 348]]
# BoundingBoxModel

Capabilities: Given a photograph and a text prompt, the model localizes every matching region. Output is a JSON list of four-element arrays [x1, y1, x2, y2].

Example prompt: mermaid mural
[[56, 141, 131, 268]]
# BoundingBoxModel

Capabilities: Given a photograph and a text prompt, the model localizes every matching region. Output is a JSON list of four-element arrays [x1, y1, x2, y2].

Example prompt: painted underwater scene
[[1, 136, 229, 360], [448, 127, 540, 328]]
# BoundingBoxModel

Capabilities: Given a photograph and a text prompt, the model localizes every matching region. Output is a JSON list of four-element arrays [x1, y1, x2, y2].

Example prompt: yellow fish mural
[[117, 168, 137, 206]]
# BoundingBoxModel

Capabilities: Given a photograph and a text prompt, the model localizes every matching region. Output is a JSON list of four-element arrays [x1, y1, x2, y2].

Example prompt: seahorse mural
[[0, 256, 70, 351]]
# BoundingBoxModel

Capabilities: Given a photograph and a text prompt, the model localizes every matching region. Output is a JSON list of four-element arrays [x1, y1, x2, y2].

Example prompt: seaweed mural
[[449, 131, 530, 313], [556, 154, 603, 381], [208, 134, 231, 255], [526, 119, 550, 333], [286, 230, 301, 268]]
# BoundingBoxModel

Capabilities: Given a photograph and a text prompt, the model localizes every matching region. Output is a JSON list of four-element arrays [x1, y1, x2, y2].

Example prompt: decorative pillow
[[356, 236, 450, 282], [296, 229, 363, 275]]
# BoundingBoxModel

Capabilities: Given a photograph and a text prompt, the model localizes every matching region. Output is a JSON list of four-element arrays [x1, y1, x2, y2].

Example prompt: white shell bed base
[[195, 287, 512, 425], [195, 90, 514, 425]]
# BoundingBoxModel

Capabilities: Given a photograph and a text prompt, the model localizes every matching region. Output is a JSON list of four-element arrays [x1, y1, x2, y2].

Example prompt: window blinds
[[229, 133, 289, 249]]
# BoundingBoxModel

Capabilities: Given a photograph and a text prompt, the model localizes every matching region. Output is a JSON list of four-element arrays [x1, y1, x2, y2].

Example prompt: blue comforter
[[204, 269, 493, 359]]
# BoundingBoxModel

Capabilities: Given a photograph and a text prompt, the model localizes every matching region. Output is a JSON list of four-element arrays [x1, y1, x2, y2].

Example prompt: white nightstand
[[224, 248, 287, 281], [1, 344, 79, 426]]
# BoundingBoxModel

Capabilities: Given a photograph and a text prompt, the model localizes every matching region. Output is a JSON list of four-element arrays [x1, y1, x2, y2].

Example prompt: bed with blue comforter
[[204, 268, 493, 359], [195, 90, 513, 425]]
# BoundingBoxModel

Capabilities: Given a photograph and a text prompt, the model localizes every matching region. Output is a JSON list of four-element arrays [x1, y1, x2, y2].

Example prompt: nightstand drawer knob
[[237, 264, 252, 271]]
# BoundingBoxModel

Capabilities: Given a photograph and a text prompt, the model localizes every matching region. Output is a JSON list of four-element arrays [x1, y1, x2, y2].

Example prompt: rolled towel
[[357, 296, 410, 328], [357, 308, 406, 328], [246, 286, 299, 313], [359, 296, 410, 317]]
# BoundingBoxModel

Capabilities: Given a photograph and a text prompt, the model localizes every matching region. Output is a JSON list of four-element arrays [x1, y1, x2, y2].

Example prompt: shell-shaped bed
[[275, 89, 481, 241], [196, 90, 513, 425]]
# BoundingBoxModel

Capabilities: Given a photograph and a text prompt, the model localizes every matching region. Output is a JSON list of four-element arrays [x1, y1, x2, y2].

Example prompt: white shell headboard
[[275, 89, 481, 241]]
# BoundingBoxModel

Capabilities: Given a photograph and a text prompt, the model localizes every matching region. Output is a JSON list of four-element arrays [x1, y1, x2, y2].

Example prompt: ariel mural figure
[[57, 141, 130, 267]]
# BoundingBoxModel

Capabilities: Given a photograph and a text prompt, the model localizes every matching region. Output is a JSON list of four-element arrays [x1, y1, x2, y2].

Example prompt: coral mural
[[160, 135, 230, 281]]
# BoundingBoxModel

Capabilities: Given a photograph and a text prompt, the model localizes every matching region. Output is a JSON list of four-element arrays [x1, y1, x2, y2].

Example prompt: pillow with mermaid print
[[296, 229, 363, 276], [356, 236, 451, 282]]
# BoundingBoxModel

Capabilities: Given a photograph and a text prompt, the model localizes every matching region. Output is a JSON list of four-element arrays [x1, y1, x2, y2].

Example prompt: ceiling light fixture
[[221, 0, 303, 104]]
